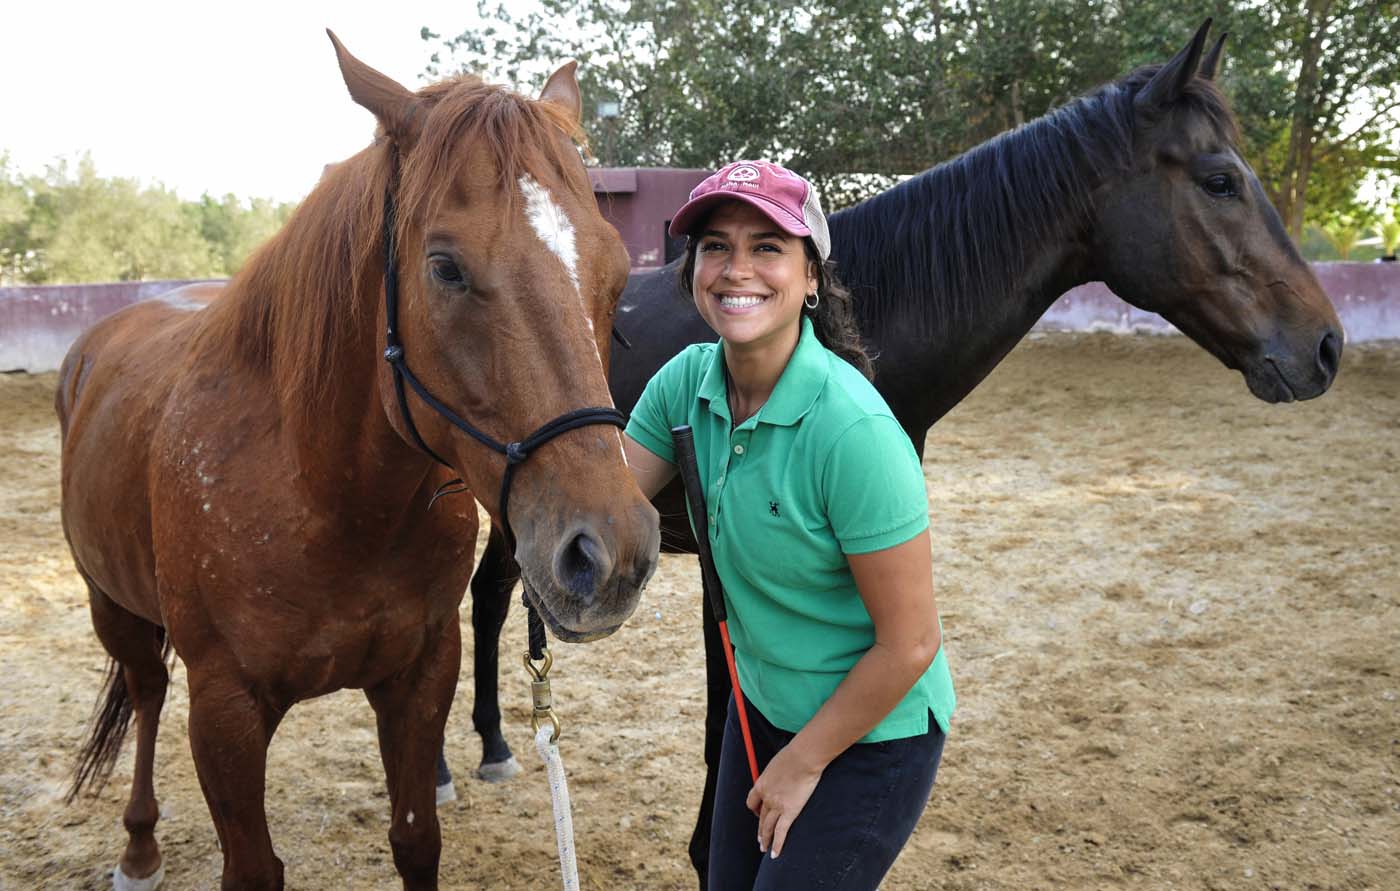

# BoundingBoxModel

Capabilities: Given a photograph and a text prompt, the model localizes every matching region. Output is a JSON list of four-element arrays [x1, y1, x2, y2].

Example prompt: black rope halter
[[378, 165, 626, 658]]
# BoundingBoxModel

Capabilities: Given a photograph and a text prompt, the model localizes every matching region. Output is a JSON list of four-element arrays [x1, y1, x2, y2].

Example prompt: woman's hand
[[745, 743, 825, 858], [741, 531, 941, 859]]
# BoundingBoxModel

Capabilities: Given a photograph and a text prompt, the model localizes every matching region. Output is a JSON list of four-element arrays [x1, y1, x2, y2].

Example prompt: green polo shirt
[[626, 317, 954, 742]]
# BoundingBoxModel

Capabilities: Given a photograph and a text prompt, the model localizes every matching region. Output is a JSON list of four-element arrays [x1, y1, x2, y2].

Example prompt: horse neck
[[208, 153, 437, 508], [830, 95, 1128, 443]]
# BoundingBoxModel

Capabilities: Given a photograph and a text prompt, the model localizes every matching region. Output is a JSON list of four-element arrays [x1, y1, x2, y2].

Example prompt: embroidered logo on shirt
[[769, 501, 780, 517]]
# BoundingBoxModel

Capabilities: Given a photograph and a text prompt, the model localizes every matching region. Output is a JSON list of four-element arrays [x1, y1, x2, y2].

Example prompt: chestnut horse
[[56, 34, 659, 891], [453, 22, 1343, 887]]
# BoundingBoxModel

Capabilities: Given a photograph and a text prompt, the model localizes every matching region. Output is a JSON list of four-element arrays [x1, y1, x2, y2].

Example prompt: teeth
[[720, 295, 765, 308]]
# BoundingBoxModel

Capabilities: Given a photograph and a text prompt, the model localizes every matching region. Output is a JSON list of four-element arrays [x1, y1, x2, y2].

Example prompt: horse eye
[[1202, 173, 1238, 198], [429, 255, 466, 287]]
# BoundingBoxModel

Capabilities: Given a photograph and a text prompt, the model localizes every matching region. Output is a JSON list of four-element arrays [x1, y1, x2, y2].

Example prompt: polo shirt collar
[[697, 316, 830, 427]]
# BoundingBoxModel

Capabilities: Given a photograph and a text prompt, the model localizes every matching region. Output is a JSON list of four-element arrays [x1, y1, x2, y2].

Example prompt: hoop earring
[[804, 292, 820, 310]]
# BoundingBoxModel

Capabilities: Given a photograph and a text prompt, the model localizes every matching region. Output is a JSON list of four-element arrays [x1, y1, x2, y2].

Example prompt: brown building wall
[[589, 167, 710, 270]]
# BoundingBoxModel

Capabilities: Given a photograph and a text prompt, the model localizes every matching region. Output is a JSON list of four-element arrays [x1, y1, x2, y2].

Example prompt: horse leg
[[366, 616, 460, 891], [185, 664, 285, 891], [688, 587, 731, 891], [469, 526, 522, 782], [433, 749, 456, 805], [86, 585, 170, 891]]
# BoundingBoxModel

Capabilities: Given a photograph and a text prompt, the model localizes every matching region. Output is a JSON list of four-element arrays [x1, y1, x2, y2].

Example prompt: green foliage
[[1314, 218, 1366, 260], [0, 154, 37, 283], [1376, 212, 1400, 256], [189, 193, 295, 277], [0, 154, 297, 285], [424, 0, 1400, 221]]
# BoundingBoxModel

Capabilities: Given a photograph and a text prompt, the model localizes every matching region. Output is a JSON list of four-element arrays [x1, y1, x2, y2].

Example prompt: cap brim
[[668, 191, 812, 241]]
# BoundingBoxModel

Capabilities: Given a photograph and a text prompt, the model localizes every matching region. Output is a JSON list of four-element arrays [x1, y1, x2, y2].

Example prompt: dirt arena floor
[[1, 332, 1396, 890]]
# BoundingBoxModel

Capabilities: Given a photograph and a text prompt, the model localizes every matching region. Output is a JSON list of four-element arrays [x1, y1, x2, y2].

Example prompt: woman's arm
[[624, 433, 678, 500], [747, 528, 942, 857]]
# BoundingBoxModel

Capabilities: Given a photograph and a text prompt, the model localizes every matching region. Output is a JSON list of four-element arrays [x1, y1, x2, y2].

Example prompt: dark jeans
[[708, 695, 946, 891]]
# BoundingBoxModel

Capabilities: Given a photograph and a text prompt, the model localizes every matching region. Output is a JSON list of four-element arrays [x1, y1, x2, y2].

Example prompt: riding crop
[[670, 425, 760, 783]]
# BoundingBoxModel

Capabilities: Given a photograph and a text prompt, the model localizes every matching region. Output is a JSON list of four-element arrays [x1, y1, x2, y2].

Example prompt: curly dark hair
[[679, 236, 873, 381]]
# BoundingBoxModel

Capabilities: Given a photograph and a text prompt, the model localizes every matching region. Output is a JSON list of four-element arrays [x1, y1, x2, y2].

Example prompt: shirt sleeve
[[623, 349, 691, 464], [821, 414, 930, 554]]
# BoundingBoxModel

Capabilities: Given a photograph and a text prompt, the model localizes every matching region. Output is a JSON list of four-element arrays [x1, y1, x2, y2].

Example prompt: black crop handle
[[671, 425, 728, 623]]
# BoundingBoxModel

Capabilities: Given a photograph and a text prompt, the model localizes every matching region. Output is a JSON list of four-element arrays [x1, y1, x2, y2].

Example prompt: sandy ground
[[1, 332, 1397, 891]]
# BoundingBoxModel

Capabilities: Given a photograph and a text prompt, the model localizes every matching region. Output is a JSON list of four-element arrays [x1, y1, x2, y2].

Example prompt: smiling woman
[[620, 160, 953, 891]]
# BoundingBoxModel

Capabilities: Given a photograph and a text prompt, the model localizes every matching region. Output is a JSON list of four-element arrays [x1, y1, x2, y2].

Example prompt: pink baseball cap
[[668, 160, 831, 261]]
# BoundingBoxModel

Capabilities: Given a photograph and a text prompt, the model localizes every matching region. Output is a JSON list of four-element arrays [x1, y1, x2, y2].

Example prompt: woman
[[623, 160, 955, 889]]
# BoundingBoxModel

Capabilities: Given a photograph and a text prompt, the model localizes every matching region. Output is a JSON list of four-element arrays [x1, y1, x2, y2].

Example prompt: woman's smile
[[716, 291, 771, 312]]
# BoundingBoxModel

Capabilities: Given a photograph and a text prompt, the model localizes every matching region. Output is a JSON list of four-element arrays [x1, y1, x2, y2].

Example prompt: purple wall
[[0, 280, 219, 373], [1039, 263, 1400, 342]]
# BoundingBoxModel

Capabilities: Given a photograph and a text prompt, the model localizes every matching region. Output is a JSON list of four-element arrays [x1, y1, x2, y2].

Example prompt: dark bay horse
[[57, 34, 659, 891], [457, 20, 1342, 885]]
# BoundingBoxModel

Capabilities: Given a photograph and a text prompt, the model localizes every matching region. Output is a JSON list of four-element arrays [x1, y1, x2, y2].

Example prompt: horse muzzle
[[516, 508, 660, 642], [1241, 327, 1343, 403]]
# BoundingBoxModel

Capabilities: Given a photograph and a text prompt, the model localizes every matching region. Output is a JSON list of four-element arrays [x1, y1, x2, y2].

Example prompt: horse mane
[[195, 74, 586, 423], [830, 66, 1240, 337]]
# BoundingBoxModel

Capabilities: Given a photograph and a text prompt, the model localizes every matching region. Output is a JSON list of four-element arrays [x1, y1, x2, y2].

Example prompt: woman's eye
[[430, 256, 465, 285], [699, 241, 727, 252], [1201, 173, 1237, 198]]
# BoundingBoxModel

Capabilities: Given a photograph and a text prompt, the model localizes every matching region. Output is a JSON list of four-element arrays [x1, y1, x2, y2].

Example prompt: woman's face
[[690, 201, 817, 353]]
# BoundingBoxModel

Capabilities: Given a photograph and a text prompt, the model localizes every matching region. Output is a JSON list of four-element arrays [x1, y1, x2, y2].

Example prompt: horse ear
[[327, 30, 425, 147], [1199, 32, 1228, 81], [539, 61, 582, 125], [1135, 19, 1212, 114]]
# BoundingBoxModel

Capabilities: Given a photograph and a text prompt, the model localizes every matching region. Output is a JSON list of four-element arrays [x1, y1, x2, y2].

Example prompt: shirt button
[[708, 513, 715, 524], [733, 444, 745, 455]]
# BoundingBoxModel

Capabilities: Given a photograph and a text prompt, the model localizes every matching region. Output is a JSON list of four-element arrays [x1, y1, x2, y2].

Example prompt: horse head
[[329, 34, 659, 641], [1089, 20, 1343, 402]]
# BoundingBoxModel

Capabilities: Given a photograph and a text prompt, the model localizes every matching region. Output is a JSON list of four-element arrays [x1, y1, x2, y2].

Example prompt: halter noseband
[[378, 175, 626, 655]]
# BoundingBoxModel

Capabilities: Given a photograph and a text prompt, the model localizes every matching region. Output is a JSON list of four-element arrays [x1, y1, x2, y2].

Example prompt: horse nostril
[[554, 532, 608, 600], [1317, 330, 1342, 381]]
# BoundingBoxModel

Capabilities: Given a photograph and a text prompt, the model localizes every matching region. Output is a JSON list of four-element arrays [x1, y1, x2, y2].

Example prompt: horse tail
[[66, 628, 172, 803], [53, 343, 88, 442]]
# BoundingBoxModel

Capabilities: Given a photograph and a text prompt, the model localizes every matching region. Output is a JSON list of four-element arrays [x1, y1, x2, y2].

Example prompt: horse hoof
[[476, 756, 522, 783], [435, 781, 457, 806], [113, 862, 165, 891]]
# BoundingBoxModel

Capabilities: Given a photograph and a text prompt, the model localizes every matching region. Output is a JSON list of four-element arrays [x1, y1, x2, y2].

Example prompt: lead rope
[[534, 724, 578, 891], [522, 596, 579, 890]]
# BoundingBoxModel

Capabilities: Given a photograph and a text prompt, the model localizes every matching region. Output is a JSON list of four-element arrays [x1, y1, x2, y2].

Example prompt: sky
[[1, 1, 501, 204]]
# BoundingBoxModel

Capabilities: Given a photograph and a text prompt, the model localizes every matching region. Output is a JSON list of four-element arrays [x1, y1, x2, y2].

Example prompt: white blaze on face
[[517, 176, 621, 447], [519, 175, 583, 300]]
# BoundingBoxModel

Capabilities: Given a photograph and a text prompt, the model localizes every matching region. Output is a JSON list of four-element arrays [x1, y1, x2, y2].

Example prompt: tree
[[0, 154, 37, 284], [1221, 0, 1400, 237], [189, 193, 295, 277], [1316, 216, 1365, 258], [424, 0, 1400, 223], [0, 154, 301, 285], [1375, 210, 1400, 258], [23, 156, 214, 283]]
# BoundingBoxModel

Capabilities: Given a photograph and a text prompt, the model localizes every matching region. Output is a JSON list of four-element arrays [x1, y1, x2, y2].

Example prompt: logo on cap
[[727, 164, 760, 183]]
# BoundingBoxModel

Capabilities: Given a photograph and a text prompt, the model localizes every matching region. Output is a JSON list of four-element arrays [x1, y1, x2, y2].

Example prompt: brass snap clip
[[524, 648, 562, 742]]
